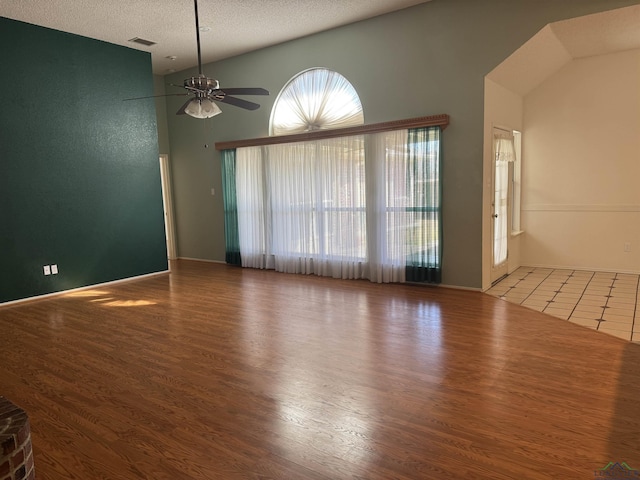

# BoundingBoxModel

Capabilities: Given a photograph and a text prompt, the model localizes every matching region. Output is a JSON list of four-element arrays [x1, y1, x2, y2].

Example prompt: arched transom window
[[269, 68, 364, 136]]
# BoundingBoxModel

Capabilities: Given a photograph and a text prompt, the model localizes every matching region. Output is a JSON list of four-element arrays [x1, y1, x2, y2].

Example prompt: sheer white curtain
[[234, 129, 438, 283], [237, 137, 367, 278], [236, 146, 270, 269], [268, 137, 366, 277], [366, 130, 410, 283], [493, 131, 516, 267]]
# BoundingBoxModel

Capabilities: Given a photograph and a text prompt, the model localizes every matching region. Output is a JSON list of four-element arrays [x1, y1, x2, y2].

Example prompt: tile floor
[[486, 267, 639, 343]]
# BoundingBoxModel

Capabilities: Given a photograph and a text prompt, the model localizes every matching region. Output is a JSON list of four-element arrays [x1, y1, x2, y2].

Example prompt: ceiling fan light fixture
[[122, 0, 267, 117], [184, 98, 222, 119]]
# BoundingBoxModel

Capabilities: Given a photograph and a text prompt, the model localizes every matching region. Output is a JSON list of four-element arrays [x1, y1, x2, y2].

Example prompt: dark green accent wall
[[0, 17, 168, 303], [164, 0, 640, 289]]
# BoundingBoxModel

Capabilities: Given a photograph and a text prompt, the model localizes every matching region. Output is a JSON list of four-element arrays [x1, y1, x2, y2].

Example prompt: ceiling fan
[[126, 0, 269, 119]]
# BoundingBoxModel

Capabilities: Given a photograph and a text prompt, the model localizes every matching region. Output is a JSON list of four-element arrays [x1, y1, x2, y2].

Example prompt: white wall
[[482, 78, 524, 290], [522, 48, 640, 273]]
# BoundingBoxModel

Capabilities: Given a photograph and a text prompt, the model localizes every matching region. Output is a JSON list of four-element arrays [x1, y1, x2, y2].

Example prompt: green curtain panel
[[221, 149, 241, 265], [405, 127, 442, 283]]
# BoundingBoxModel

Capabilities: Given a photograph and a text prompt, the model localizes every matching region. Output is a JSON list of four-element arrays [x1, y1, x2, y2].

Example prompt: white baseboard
[[0, 270, 170, 308], [522, 263, 640, 275], [406, 281, 482, 292], [436, 283, 483, 292], [177, 257, 227, 264]]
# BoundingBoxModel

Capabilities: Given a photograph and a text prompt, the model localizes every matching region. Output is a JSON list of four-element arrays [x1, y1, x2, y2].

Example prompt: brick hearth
[[0, 397, 34, 480]]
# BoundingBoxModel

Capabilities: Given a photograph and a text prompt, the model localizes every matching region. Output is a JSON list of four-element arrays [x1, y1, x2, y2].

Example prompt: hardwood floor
[[1, 260, 640, 479]]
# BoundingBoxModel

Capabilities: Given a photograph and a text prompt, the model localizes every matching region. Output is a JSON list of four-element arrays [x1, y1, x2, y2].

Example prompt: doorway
[[490, 127, 518, 284]]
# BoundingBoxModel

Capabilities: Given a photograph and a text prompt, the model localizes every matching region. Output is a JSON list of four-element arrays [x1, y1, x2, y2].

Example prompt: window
[[221, 69, 442, 284], [511, 130, 522, 233], [224, 129, 441, 283], [270, 68, 364, 135]]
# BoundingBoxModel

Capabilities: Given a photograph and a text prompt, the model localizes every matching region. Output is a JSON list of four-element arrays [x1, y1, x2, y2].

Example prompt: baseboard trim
[[405, 281, 482, 292], [177, 257, 227, 264], [0, 270, 170, 309], [522, 263, 640, 276], [436, 283, 483, 292]]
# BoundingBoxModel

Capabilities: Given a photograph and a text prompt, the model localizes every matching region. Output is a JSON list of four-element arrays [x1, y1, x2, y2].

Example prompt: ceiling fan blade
[[216, 95, 261, 110], [124, 93, 189, 101], [176, 98, 193, 115], [219, 87, 270, 96]]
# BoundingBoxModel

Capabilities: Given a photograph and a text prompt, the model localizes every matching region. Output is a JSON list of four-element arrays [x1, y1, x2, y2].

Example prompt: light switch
[[51, 264, 58, 274], [43, 265, 51, 275]]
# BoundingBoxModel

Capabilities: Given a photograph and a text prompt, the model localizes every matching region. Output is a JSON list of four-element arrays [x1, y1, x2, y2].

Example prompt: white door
[[491, 128, 515, 283], [159, 155, 177, 260]]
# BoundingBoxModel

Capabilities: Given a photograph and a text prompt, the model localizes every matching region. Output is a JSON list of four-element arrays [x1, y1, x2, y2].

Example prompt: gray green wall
[[163, 0, 640, 288], [0, 17, 168, 303], [154, 75, 171, 155]]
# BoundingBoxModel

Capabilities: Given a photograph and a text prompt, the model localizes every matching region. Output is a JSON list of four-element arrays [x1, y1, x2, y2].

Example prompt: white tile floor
[[486, 267, 639, 343]]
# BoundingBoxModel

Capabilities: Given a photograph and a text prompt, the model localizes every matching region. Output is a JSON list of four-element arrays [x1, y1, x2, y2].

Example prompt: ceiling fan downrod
[[194, 0, 203, 76]]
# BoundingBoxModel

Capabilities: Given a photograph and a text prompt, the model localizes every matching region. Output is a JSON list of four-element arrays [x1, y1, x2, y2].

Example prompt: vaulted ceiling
[[487, 4, 640, 96], [0, 0, 431, 74], [3, 1, 638, 85]]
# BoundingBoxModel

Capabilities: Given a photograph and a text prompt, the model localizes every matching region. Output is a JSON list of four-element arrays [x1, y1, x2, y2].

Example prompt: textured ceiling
[[0, 0, 431, 74], [487, 4, 640, 96], [552, 3, 640, 58]]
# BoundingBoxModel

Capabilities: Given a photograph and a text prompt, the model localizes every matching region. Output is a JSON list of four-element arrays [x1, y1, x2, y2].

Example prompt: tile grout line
[[630, 274, 639, 342], [566, 270, 595, 324], [519, 268, 555, 306], [594, 273, 611, 332], [496, 267, 532, 301], [613, 273, 633, 341], [562, 269, 588, 322], [541, 269, 576, 319]]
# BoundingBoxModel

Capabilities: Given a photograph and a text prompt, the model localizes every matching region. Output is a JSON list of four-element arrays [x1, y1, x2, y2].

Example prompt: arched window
[[269, 68, 364, 136], [221, 69, 443, 284]]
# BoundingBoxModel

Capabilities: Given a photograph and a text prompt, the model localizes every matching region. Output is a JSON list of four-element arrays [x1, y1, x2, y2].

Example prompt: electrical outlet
[[51, 264, 58, 274], [43, 265, 51, 275], [624, 242, 631, 252]]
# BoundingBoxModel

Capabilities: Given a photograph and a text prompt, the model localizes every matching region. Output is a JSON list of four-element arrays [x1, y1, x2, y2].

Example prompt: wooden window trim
[[214, 114, 449, 151]]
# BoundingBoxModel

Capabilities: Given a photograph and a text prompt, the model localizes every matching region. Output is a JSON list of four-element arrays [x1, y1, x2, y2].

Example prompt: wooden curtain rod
[[214, 114, 449, 151]]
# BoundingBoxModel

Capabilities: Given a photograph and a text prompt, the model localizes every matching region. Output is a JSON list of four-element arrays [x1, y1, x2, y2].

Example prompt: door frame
[[159, 154, 177, 260], [490, 126, 514, 284]]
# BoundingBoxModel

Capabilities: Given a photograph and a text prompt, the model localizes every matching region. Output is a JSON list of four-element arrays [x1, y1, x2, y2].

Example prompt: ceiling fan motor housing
[[184, 75, 219, 93]]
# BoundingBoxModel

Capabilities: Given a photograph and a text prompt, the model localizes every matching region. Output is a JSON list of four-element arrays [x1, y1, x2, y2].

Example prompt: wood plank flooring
[[1, 259, 640, 479]]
